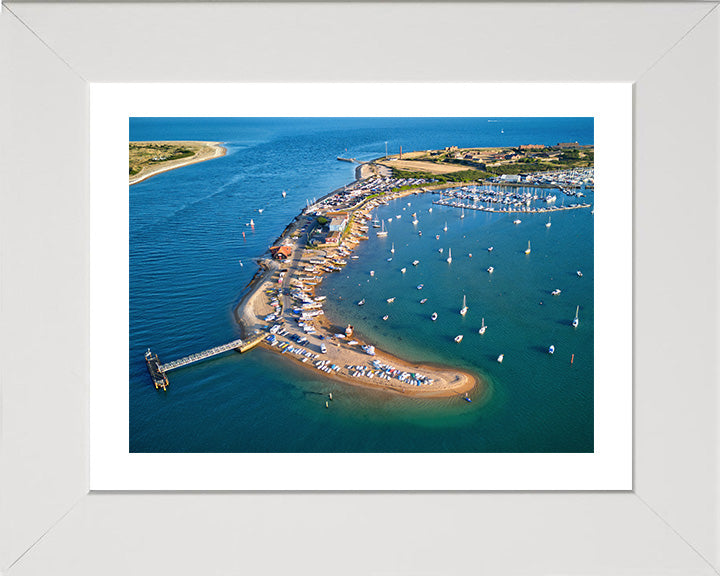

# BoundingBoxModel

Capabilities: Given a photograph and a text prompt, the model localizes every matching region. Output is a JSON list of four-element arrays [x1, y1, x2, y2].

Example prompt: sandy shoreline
[[129, 141, 226, 186], [233, 177, 482, 399]]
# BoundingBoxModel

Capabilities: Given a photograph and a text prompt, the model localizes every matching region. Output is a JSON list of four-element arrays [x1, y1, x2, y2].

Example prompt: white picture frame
[[1, 2, 718, 575]]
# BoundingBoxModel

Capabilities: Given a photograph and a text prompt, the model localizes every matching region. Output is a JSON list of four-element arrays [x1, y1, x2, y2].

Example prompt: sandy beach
[[129, 141, 226, 185], [234, 183, 481, 399]]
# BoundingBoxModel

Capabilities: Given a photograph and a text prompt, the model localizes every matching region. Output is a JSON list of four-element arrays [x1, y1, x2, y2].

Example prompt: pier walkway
[[159, 338, 245, 372], [145, 331, 266, 389]]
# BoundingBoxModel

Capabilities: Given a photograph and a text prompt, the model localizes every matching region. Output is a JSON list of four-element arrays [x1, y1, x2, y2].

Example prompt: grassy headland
[[129, 141, 226, 185], [375, 144, 593, 183]]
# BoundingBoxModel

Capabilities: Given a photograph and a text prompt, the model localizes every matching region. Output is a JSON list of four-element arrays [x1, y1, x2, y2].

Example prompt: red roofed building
[[270, 245, 293, 260]]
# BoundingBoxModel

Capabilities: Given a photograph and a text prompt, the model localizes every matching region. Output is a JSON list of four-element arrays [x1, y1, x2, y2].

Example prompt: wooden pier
[[144, 332, 265, 389]]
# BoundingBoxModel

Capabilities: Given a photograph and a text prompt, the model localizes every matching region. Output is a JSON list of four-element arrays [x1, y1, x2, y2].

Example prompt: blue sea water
[[130, 117, 594, 453]]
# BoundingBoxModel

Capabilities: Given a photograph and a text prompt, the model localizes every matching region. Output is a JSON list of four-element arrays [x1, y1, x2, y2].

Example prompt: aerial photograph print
[[130, 117, 594, 454]]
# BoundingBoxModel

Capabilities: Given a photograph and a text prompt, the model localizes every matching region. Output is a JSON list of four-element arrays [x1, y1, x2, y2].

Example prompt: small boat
[[546, 216, 552, 228], [396, 214, 402, 219], [478, 318, 487, 335], [577, 270, 583, 277], [443, 222, 448, 232], [412, 218, 419, 225], [468, 253, 472, 258], [370, 270, 375, 277], [429, 208, 433, 213], [487, 266, 494, 274], [386, 297, 395, 303], [417, 284, 424, 290], [418, 231, 423, 236], [438, 248, 444, 254], [435, 234, 440, 240], [282, 190, 287, 198], [383, 315, 389, 321], [551, 289, 562, 296], [388, 217, 393, 222], [431, 312, 438, 321], [548, 345, 555, 355], [460, 294, 468, 316], [572, 305, 580, 328], [454, 335, 464, 343], [376, 220, 388, 237], [497, 354, 504, 363], [460, 208, 465, 219], [524, 241, 531, 255], [387, 257, 393, 262], [357, 299, 365, 306], [464, 395, 472, 403], [420, 298, 427, 304], [391, 243, 395, 254], [258, 208, 264, 214], [513, 219, 521, 225], [250, 218, 255, 227], [488, 246, 494, 252], [401, 267, 407, 274], [446, 248, 453, 264], [413, 260, 420, 266]]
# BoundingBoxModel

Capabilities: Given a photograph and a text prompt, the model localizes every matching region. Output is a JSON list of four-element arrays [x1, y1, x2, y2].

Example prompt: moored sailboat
[[572, 305, 579, 328], [376, 220, 388, 237], [460, 294, 468, 316]]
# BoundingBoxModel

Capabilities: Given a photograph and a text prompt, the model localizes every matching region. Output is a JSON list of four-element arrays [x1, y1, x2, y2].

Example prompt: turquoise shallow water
[[130, 117, 593, 452]]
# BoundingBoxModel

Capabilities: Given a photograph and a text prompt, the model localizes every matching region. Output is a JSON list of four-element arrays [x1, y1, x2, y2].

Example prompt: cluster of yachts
[[434, 186, 591, 214], [354, 200, 586, 363], [521, 168, 594, 188]]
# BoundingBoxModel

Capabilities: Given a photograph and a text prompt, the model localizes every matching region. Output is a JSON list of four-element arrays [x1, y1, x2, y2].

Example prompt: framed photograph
[[90, 83, 631, 491], [2, 2, 718, 575]]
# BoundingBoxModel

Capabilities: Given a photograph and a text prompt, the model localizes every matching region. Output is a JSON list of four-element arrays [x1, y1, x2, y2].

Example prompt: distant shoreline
[[129, 141, 226, 186]]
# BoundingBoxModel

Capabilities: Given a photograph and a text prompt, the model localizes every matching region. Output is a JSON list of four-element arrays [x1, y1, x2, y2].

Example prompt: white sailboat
[[460, 294, 468, 316], [390, 243, 395, 254], [525, 241, 531, 255], [572, 305, 580, 328], [497, 354, 504, 363], [376, 220, 388, 237], [454, 335, 464, 343], [478, 318, 487, 335], [282, 190, 287, 198], [546, 216, 551, 227], [443, 221, 448, 232], [460, 207, 465, 219], [446, 248, 452, 264]]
